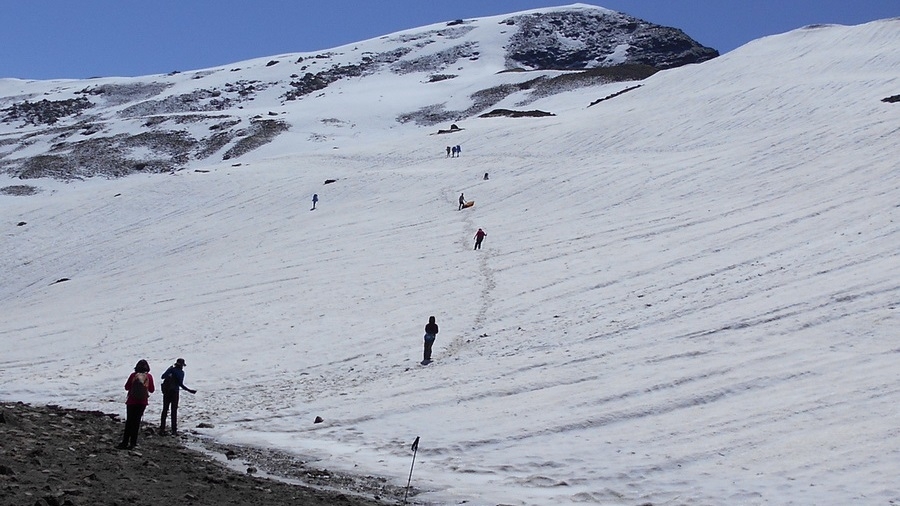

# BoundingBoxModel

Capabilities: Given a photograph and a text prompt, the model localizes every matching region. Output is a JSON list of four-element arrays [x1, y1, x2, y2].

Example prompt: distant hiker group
[[117, 357, 197, 450], [420, 139, 499, 365]]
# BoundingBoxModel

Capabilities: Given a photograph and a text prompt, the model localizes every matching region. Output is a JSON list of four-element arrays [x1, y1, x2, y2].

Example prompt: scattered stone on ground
[[0, 402, 409, 506]]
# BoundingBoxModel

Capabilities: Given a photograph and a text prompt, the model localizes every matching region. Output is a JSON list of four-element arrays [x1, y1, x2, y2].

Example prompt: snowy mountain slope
[[0, 4, 715, 182], [2, 12, 900, 506]]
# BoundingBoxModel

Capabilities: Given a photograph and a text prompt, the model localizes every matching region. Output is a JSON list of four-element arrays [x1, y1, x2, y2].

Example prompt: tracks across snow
[[3, 20, 900, 505]]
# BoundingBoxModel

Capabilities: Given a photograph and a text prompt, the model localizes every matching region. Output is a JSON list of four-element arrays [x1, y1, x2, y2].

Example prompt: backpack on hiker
[[130, 372, 149, 401], [161, 375, 172, 392]]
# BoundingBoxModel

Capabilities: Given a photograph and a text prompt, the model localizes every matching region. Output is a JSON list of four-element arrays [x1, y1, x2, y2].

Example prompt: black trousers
[[424, 336, 435, 361], [121, 404, 146, 447], [160, 389, 180, 434]]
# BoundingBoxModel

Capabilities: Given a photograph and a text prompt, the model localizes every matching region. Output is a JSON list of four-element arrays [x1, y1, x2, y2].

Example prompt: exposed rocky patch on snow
[[502, 7, 717, 69]]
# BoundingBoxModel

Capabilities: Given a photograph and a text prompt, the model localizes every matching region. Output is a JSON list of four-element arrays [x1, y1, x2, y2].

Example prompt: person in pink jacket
[[118, 359, 155, 449]]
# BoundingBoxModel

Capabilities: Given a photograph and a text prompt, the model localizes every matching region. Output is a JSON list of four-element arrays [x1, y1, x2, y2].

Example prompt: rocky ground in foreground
[[0, 402, 410, 506]]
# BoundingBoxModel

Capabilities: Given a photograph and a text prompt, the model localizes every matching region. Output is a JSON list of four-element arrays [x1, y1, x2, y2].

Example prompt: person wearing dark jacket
[[118, 359, 155, 449], [423, 316, 439, 363], [474, 228, 487, 250], [159, 358, 196, 436]]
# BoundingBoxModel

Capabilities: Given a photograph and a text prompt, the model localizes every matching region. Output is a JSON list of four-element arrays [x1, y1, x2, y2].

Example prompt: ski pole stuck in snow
[[404, 436, 420, 504]]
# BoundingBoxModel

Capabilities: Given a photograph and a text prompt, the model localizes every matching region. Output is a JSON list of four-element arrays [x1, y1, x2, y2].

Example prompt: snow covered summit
[[0, 4, 716, 181]]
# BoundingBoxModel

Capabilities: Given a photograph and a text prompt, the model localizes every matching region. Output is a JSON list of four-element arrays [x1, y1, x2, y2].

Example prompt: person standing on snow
[[458, 193, 466, 210], [159, 358, 197, 436], [118, 359, 155, 449], [423, 316, 439, 364], [474, 228, 487, 250], [311, 193, 318, 210]]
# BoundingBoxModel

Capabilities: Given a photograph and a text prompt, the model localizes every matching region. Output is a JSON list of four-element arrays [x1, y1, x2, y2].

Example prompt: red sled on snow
[[461, 201, 474, 209]]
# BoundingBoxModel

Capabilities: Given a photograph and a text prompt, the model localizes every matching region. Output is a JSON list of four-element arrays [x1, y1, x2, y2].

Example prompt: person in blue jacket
[[311, 193, 319, 210], [159, 358, 196, 436]]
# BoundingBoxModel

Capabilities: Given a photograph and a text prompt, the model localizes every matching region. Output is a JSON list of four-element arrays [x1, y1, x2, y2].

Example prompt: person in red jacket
[[118, 359, 155, 449], [474, 228, 487, 250]]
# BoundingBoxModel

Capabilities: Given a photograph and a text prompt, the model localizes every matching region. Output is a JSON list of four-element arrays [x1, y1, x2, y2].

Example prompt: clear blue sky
[[2, 1, 897, 80]]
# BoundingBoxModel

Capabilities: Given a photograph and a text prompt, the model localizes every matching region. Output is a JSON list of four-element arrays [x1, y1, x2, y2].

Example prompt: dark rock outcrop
[[480, 109, 555, 118], [1, 97, 93, 125], [503, 9, 718, 70]]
